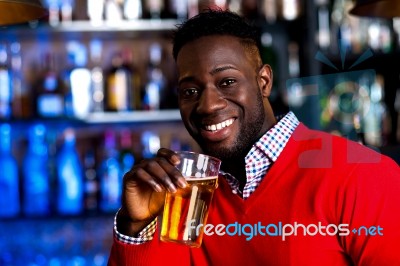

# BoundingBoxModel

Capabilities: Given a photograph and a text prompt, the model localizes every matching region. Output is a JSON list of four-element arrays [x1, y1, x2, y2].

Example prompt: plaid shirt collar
[[221, 111, 300, 199]]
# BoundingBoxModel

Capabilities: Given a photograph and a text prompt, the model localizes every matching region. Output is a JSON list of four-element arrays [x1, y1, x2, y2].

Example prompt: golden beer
[[160, 176, 218, 247]]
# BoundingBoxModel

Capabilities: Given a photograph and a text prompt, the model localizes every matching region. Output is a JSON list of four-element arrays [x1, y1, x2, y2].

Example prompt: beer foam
[[185, 176, 218, 181]]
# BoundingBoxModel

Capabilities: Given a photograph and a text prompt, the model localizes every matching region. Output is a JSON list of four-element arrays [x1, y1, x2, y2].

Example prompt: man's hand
[[117, 148, 188, 236]]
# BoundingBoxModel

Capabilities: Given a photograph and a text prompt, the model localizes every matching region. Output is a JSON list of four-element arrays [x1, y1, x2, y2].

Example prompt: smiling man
[[108, 10, 400, 266], [176, 33, 277, 190]]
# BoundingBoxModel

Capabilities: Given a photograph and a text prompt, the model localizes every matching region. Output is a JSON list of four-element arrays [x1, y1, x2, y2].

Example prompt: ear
[[258, 64, 273, 98]]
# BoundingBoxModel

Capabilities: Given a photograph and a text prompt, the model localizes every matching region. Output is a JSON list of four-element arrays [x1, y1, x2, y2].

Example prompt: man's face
[[176, 35, 273, 161]]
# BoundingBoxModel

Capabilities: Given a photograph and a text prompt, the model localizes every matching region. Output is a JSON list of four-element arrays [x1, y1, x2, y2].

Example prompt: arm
[[108, 218, 191, 266], [114, 210, 157, 245], [108, 148, 189, 265], [339, 156, 400, 265]]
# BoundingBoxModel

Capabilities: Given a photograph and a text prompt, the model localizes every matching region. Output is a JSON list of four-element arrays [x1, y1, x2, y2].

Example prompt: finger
[[157, 148, 181, 165], [156, 149, 187, 188], [126, 166, 164, 193], [143, 159, 180, 193], [157, 156, 187, 189]]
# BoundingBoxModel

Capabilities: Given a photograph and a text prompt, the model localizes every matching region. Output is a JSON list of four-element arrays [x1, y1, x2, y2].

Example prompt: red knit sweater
[[108, 124, 400, 265]]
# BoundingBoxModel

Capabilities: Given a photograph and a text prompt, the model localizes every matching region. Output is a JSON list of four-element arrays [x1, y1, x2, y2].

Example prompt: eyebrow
[[178, 65, 238, 85], [209, 65, 238, 75], [178, 76, 194, 86]]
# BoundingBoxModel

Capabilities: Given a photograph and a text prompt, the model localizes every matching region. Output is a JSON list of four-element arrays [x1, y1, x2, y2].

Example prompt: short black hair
[[172, 9, 262, 61]]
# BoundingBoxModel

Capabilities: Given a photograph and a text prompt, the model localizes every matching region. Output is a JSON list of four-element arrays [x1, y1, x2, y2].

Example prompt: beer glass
[[160, 151, 221, 247]]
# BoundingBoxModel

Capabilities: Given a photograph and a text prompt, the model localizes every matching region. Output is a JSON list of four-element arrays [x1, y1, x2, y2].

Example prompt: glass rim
[[174, 150, 221, 164]]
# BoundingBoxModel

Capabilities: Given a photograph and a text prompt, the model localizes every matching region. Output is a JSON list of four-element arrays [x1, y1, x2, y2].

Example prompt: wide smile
[[199, 118, 237, 142], [203, 118, 235, 132]]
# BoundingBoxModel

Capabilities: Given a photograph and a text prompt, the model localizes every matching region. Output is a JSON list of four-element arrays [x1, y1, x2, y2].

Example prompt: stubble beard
[[196, 97, 266, 162]]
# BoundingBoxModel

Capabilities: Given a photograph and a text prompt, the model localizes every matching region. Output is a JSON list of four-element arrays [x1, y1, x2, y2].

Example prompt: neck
[[221, 159, 247, 190]]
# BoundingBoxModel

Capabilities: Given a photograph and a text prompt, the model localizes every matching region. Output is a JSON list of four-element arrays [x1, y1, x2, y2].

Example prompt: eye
[[220, 78, 236, 87], [180, 87, 199, 98]]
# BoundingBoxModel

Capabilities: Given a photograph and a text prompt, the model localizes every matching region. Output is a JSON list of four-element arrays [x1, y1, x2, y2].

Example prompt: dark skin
[[117, 35, 277, 236]]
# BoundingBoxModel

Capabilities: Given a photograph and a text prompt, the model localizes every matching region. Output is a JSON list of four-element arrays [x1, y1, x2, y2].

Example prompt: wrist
[[116, 211, 155, 237]]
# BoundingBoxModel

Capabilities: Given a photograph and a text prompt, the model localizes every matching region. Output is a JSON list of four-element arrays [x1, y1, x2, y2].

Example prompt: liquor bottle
[[60, 0, 74, 23], [367, 19, 393, 54], [46, 130, 59, 215], [198, 0, 228, 11], [99, 130, 122, 213], [165, 0, 187, 20], [240, 0, 258, 21], [34, 52, 65, 118], [174, 0, 189, 20], [22, 124, 51, 216], [10, 42, 31, 119], [68, 42, 92, 119], [89, 39, 105, 113], [363, 75, 389, 147], [260, 32, 286, 115], [123, 0, 142, 20], [122, 48, 141, 110], [331, 0, 356, 53], [143, 0, 164, 19], [56, 128, 84, 215], [0, 124, 20, 218], [394, 18, 400, 48], [261, 0, 277, 23], [260, 32, 277, 85], [281, 0, 301, 21], [105, 50, 133, 112], [141, 131, 160, 159], [83, 149, 99, 213], [61, 44, 75, 118], [288, 42, 300, 79], [71, 0, 89, 20], [0, 42, 12, 119], [353, 114, 366, 145], [143, 43, 167, 110], [119, 129, 135, 176], [188, 0, 199, 18], [45, 0, 61, 27], [363, 98, 380, 146], [105, 0, 123, 22], [316, 0, 331, 50], [88, 0, 105, 25]]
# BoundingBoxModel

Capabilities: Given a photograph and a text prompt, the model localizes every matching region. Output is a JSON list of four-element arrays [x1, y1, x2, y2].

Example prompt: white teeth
[[205, 119, 234, 132]]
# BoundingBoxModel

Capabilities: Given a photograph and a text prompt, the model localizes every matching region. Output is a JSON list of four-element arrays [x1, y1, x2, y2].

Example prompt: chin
[[202, 143, 244, 161], [193, 133, 246, 160]]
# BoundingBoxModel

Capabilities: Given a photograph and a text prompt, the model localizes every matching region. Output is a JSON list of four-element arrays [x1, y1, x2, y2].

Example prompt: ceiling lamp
[[349, 0, 400, 18], [0, 0, 48, 26]]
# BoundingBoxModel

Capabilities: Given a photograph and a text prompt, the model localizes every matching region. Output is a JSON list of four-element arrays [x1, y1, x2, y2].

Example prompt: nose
[[196, 86, 227, 114]]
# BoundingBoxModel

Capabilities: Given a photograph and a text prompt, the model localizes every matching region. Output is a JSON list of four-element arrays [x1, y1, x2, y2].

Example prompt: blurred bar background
[[0, 0, 399, 265]]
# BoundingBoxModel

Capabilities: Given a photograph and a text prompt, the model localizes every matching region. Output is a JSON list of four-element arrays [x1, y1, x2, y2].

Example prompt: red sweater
[[108, 124, 400, 265]]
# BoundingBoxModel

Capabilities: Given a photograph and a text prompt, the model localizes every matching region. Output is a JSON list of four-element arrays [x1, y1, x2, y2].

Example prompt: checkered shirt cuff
[[113, 212, 157, 245]]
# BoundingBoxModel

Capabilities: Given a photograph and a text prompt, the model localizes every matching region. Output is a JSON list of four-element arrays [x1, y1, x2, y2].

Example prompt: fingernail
[[168, 184, 177, 193], [171, 154, 180, 165], [178, 178, 187, 188], [154, 184, 163, 192]]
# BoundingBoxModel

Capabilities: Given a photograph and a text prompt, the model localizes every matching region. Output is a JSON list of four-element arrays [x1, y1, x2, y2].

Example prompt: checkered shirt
[[114, 111, 300, 244], [221, 111, 299, 198]]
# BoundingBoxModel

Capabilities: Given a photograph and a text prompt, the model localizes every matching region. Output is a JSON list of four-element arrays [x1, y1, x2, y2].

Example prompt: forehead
[[176, 35, 256, 71]]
